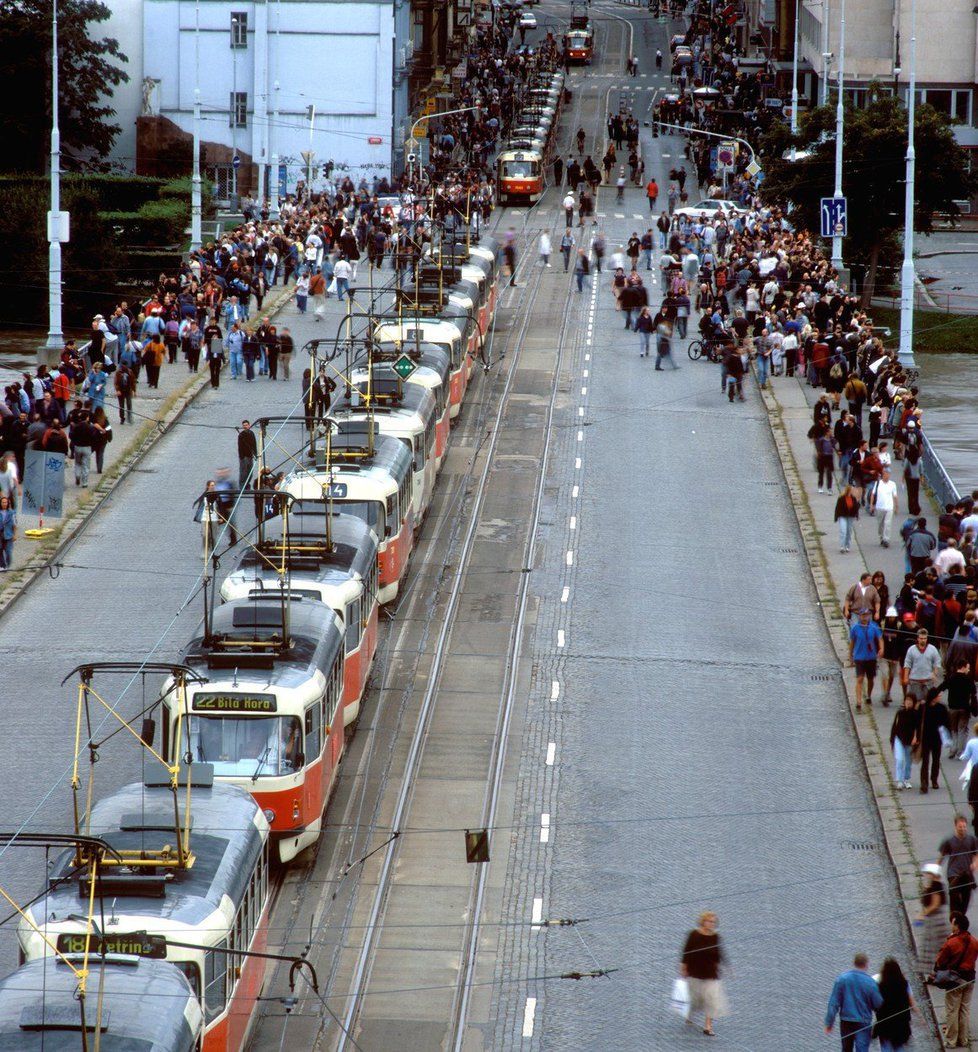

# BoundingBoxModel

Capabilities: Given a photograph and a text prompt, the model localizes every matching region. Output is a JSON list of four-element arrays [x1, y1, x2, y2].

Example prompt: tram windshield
[[188, 714, 303, 777], [502, 160, 537, 178], [332, 498, 385, 535]]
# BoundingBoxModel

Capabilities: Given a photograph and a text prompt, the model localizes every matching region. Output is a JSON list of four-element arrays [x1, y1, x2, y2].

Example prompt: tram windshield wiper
[[251, 745, 271, 784]]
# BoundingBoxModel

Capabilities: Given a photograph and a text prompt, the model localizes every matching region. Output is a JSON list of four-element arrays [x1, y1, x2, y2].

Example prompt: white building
[[101, 0, 145, 169], [138, 0, 409, 200], [798, 0, 977, 130]]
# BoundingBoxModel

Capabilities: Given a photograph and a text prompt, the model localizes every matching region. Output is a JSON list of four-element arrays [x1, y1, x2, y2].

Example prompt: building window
[[907, 87, 972, 125], [230, 12, 247, 48], [230, 92, 247, 128]]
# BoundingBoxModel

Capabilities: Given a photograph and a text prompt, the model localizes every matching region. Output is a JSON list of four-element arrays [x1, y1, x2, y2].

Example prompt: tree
[[0, 0, 128, 173], [759, 94, 976, 302]]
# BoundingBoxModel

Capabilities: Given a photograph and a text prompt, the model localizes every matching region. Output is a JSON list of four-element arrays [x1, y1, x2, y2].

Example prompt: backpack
[[117, 369, 131, 392]]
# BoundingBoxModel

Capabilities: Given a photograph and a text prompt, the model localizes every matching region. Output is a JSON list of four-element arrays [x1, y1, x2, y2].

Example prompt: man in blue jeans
[[825, 952, 882, 1052], [848, 608, 883, 711]]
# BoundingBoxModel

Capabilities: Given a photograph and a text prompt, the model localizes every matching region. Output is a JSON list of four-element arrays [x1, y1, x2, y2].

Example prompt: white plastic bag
[[669, 978, 690, 1018], [962, 760, 973, 786], [940, 726, 953, 749]]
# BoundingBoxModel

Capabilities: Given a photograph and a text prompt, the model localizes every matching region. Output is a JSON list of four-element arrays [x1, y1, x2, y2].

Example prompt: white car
[[672, 199, 747, 220], [519, 11, 537, 28]]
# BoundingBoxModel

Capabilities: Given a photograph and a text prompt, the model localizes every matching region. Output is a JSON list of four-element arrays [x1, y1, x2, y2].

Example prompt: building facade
[[137, 0, 405, 200]]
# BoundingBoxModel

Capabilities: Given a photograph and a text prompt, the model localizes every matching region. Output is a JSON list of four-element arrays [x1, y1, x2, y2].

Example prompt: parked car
[[673, 199, 748, 220]]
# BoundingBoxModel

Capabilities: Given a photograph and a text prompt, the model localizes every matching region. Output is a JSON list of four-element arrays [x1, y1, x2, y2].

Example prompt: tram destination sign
[[57, 931, 167, 959], [193, 692, 278, 713]]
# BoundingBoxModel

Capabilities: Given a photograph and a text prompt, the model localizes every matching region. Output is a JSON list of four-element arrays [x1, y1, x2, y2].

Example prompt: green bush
[[102, 197, 189, 245], [0, 174, 167, 213]]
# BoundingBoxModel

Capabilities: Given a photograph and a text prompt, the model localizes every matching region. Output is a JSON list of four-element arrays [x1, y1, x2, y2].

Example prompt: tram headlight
[[292, 800, 301, 822], [263, 808, 276, 824]]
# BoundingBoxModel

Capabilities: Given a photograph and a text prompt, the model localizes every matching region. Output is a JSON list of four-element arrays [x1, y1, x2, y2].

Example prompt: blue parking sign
[[821, 196, 847, 238]]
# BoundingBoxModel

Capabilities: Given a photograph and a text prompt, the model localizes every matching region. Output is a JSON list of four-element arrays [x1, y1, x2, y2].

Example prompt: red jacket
[[936, 932, 978, 980]]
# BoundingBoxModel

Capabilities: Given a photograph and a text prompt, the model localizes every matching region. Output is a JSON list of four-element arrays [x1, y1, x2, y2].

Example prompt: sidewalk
[[0, 283, 294, 606], [763, 368, 970, 1045]]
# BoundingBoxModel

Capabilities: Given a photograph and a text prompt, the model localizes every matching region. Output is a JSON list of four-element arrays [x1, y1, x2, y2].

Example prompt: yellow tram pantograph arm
[[0, 881, 88, 987], [78, 686, 176, 777]]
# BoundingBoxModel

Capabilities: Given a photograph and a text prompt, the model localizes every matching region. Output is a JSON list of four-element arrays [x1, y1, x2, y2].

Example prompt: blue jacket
[[825, 969, 882, 1027]]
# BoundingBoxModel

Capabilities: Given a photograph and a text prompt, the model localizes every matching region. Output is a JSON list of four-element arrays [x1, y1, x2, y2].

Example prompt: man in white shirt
[[960, 508, 978, 538], [871, 467, 899, 547], [935, 538, 966, 577]]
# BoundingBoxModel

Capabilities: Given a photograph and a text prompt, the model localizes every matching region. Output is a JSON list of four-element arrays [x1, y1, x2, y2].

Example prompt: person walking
[[824, 952, 882, 1052], [635, 306, 654, 358], [503, 230, 518, 288], [560, 231, 575, 273], [873, 957, 919, 1052], [903, 629, 942, 703], [563, 191, 576, 229], [654, 310, 678, 371], [959, 723, 978, 832], [69, 411, 97, 488], [890, 696, 917, 789], [646, 177, 659, 213], [917, 862, 951, 974], [918, 686, 950, 792], [573, 250, 590, 293], [237, 420, 258, 490], [849, 608, 883, 710], [906, 516, 937, 573], [197, 480, 222, 556], [939, 815, 978, 915], [539, 231, 552, 268], [114, 363, 135, 425], [0, 494, 16, 571], [932, 912, 978, 1048], [872, 468, 899, 548], [834, 485, 860, 554], [309, 270, 327, 319], [616, 168, 627, 202], [295, 272, 310, 314], [205, 332, 225, 389], [679, 912, 726, 1038], [279, 328, 294, 381]]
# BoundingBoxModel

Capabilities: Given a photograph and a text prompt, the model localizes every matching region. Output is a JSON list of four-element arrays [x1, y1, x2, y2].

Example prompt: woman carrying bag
[[679, 911, 727, 1037]]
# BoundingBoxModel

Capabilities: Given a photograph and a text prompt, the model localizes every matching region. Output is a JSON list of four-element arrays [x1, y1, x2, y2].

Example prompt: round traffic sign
[[232, 154, 241, 169]]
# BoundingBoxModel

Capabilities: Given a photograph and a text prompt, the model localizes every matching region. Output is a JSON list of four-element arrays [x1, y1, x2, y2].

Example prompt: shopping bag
[[962, 760, 973, 787], [669, 978, 690, 1018], [940, 726, 954, 750]]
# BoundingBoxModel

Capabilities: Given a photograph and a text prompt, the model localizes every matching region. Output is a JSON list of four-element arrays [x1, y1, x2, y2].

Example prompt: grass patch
[[870, 306, 978, 355]]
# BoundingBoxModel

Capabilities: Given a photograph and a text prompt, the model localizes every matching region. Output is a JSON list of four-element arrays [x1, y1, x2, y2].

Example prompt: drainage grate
[[842, 839, 879, 852], [811, 673, 835, 682], [778, 547, 800, 554], [763, 481, 779, 486]]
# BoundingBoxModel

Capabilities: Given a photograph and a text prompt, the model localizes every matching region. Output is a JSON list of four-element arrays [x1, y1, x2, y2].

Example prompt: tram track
[[248, 16, 628, 1049]]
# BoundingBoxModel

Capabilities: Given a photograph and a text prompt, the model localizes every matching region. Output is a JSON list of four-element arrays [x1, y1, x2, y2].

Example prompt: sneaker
[[818, 487, 825, 494], [881, 540, 889, 548], [904, 780, 913, 789]]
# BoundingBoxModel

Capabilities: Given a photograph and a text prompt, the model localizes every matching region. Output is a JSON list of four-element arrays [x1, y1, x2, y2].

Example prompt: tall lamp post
[[898, 0, 917, 366], [41, 0, 68, 366], [790, 0, 800, 135], [190, 0, 202, 251], [830, 0, 845, 271], [269, 81, 280, 221]]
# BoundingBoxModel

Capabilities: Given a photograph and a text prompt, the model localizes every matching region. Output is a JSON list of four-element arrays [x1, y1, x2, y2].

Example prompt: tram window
[[386, 494, 397, 537], [161, 702, 171, 761], [345, 597, 361, 652], [188, 715, 303, 777], [234, 910, 245, 981], [304, 701, 322, 758], [176, 961, 201, 1000], [503, 160, 534, 179], [204, 942, 228, 1022], [334, 498, 384, 536]]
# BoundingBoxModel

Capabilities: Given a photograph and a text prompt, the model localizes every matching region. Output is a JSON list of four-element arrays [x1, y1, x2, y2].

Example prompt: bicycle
[[687, 339, 722, 363]]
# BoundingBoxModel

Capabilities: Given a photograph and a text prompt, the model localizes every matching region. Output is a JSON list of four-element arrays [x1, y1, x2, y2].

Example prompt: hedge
[[0, 174, 167, 213], [102, 197, 189, 246]]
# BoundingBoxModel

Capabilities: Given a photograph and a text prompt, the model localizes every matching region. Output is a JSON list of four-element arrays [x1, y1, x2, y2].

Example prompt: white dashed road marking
[[546, 742, 556, 766], [523, 997, 537, 1036], [540, 814, 551, 843]]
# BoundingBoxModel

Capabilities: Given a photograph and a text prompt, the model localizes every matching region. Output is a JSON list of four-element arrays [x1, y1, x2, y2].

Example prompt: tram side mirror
[[140, 718, 156, 748]]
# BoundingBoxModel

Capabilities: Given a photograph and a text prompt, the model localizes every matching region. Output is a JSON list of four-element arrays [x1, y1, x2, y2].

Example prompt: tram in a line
[[19, 780, 271, 1051], [497, 71, 566, 203], [178, 596, 346, 862], [283, 431, 416, 603], [220, 510, 380, 727], [563, 10, 594, 64], [0, 957, 204, 1052]]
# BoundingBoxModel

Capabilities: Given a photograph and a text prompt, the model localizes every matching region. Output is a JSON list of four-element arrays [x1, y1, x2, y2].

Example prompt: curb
[[0, 283, 295, 622], [757, 378, 944, 1044]]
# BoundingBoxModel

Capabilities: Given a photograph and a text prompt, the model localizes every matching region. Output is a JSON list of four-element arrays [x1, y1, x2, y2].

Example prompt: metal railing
[[921, 431, 962, 510]]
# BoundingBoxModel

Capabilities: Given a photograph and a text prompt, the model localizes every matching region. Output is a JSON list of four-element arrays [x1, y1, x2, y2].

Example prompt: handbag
[[933, 969, 965, 990], [669, 978, 690, 1018]]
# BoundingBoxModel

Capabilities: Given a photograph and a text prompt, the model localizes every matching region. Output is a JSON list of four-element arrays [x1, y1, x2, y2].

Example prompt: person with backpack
[[114, 363, 135, 424]]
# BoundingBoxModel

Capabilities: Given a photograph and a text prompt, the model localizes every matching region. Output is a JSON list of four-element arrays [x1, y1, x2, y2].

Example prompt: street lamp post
[[830, 0, 845, 271], [898, 0, 917, 366], [231, 17, 239, 202], [190, 0, 202, 251], [41, 0, 67, 366], [269, 80, 280, 222], [790, 0, 800, 135]]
